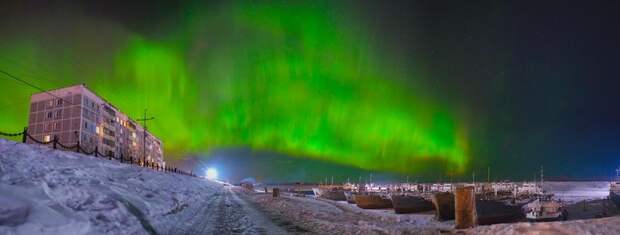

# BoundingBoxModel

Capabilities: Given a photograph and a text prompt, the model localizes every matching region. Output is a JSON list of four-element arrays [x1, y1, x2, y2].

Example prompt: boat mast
[[487, 166, 490, 183], [540, 165, 544, 194]]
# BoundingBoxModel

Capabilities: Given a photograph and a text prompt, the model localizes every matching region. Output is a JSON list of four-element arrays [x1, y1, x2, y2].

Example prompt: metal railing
[[0, 127, 195, 177]]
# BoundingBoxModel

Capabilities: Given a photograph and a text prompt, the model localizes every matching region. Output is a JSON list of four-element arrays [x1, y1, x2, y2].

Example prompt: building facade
[[26, 84, 164, 165]]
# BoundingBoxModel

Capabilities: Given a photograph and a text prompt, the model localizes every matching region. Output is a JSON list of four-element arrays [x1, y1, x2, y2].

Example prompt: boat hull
[[432, 192, 455, 221], [476, 200, 524, 225], [610, 190, 620, 208], [391, 195, 434, 214], [344, 191, 356, 204], [354, 194, 393, 209], [320, 190, 347, 201]]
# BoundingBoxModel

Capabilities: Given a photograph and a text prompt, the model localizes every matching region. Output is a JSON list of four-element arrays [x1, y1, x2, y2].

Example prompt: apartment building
[[26, 84, 164, 165]]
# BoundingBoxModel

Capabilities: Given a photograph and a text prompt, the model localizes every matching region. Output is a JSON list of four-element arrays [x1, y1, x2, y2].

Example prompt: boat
[[521, 166, 566, 221], [390, 194, 434, 214], [610, 181, 620, 208], [523, 196, 567, 221], [432, 192, 455, 221], [344, 191, 357, 204], [475, 198, 526, 225], [354, 194, 393, 209], [320, 189, 347, 201], [609, 167, 620, 208]]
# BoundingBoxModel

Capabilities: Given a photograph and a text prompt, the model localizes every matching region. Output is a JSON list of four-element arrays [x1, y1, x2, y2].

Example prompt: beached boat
[[432, 192, 455, 221], [391, 194, 434, 214], [344, 191, 357, 204], [312, 187, 347, 201], [321, 190, 347, 201], [609, 168, 620, 208], [476, 198, 526, 225], [523, 196, 566, 221], [354, 194, 393, 209], [610, 181, 620, 208]]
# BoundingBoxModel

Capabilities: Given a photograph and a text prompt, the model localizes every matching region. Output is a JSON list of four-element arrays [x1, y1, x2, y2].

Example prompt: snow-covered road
[[172, 186, 290, 235], [0, 139, 292, 235]]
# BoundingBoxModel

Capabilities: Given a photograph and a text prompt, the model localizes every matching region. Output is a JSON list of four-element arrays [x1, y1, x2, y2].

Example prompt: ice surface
[[544, 181, 610, 204]]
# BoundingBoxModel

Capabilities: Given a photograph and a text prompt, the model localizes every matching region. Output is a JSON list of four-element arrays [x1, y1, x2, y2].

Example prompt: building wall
[[26, 84, 164, 165]]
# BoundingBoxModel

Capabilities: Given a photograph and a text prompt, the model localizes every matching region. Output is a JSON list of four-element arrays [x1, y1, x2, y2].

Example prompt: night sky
[[1, 1, 619, 182]]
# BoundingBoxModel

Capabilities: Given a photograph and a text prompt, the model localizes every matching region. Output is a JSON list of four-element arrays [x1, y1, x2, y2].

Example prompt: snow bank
[[0, 139, 219, 235], [243, 192, 453, 235]]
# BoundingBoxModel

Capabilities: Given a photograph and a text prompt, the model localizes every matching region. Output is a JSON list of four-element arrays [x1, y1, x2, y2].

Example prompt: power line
[[0, 69, 73, 105]]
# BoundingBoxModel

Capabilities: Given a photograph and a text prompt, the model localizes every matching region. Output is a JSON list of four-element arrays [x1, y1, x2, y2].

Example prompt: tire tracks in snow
[[172, 185, 290, 235]]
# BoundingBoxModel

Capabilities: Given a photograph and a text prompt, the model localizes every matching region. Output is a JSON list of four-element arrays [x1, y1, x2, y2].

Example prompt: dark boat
[[432, 192, 455, 221], [610, 187, 620, 208], [320, 190, 347, 201], [391, 194, 434, 214], [354, 194, 393, 209], [476, 199, 525, 225], [344, 191, 357, 204], [609, 169, 620, 208]]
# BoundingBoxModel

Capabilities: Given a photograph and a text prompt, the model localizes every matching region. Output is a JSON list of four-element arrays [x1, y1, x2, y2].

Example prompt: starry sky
[[0, 1, 619, 182]]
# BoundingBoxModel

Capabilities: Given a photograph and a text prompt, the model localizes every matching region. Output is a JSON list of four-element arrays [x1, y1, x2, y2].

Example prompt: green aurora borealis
[[0, 1, 470, 175]]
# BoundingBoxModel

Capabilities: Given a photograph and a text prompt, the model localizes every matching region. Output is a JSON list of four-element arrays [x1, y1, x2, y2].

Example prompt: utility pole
[[136, 108, 155, 165]]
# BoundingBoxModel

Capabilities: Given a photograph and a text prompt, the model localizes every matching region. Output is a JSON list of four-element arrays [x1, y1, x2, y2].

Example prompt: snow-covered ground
[[4, 138, 620, 235], [0, 139, 287, 235], [463, 216, 620, 235], [242, 192, 453, 235]]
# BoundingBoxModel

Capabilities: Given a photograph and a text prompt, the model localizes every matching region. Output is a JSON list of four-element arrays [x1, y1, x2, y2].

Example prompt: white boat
[[523, 197, 566, 221]]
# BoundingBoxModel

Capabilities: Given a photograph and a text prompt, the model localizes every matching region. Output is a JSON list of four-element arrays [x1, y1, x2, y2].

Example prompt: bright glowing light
[[205, 168, 218, 180]]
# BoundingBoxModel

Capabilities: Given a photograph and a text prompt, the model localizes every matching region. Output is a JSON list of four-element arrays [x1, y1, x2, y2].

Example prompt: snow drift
[[0, 139, 219, 235]]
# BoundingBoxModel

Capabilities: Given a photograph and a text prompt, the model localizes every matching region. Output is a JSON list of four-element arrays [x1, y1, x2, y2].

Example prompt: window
[[84, 122, 88, 129], [47, 112, 52, 119], [44, 135, 51, 142], [56, 110, 62, 118], [96, 126, 100, 134], [57, 99, 62, 106], [54, 122, 60, 131]]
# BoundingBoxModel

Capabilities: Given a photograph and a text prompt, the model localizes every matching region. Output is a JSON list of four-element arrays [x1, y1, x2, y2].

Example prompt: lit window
[[44, 135, 51, 142], [96, 127, 100, 134], [132, 132, 136, 138]]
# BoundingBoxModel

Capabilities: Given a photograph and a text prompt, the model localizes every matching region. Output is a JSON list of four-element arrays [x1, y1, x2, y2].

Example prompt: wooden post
[[22, 127, 27, 143], [273, 188, 280, 198], [52, 135, 58, 149], [76, 141, 81, 153], [455, 185, 477, 229]]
